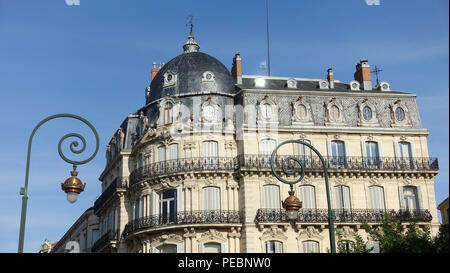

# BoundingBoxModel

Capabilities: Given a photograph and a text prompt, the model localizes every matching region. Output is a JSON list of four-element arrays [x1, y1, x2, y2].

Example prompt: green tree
[[340, 212, 450, 253]]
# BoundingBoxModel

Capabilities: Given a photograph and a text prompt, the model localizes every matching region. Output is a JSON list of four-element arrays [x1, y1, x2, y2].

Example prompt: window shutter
[[416, 186, 423, 210], [274, 241, 283, 253], [327, 140, 332, 158], [377, 141, 383, 168], [198, 243, 204, 253], [221, 243, 226, 253], [158, 146, 166, 162], [150, 191, 159, 216], [176, 186, 183, 213], [398, 186, 405, 209], [169, 144, 178, 160], [361, 141, 367, 158], [334, 186, 342, 209], [176, 243, 182, 253], [342, 186, 351, 210], [344, 141, 350, 167], [394, 142, 400, 158]]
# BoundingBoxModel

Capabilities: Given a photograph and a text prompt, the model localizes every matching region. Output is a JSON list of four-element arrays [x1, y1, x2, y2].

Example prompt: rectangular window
[[160, 190, 176, 224], [369, 186, 385, 211], [203, 187, 221, 211], [330, 141, 346, 168], [158, 146, 166, 174], [365, 142, 380, 169], [298, 185, 316, 210], [168, 144, 179, 171], [202, 141, 219, 169], [92, 229, 99, 245], [264, 185, 281, 209], [296, 140, 312, 168], [402, 186, 419, 211], [334, 186, 352, 221], [261, 139, 277, 167]]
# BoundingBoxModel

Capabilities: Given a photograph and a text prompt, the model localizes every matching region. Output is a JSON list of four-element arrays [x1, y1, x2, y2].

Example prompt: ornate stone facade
[[55, 30, 439, 254]]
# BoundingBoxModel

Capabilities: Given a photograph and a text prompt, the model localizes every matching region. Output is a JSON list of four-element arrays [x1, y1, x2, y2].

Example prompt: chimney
[[327, 68, 334, 89], [354, 59, 372, 90], [151, 62, 160, 81], [231, 52, 242, 84]]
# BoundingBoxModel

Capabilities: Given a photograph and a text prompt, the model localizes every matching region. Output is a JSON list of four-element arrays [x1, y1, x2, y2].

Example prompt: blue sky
[[0, 0, 448, 253]]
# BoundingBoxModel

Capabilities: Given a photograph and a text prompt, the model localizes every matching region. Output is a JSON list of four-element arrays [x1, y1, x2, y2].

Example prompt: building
[[437, 197, 449, 225], [57, 26, 440, 253], [49, 207, 99, 253]]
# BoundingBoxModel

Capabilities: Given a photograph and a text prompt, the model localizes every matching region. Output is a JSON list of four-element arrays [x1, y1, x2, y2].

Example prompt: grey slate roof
[[147, 52, 235, 103]]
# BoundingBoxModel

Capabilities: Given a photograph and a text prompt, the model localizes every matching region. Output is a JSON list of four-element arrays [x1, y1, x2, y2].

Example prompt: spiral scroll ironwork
[[269, 139, 336, 253], [18, 113, 99, 253]]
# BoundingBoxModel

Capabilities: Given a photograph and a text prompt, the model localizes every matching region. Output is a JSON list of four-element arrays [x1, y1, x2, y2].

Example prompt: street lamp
[[18, 114, 99, 253], [271, 140, 336, 253]]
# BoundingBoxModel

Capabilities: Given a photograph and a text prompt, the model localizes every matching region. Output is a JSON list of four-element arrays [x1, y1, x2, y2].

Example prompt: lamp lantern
[[282, 190, 302, 221], [61, 167, 85, 204]]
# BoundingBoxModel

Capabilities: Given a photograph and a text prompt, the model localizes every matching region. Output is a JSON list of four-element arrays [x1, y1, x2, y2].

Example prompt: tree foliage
[[336, 213, 448, 253]]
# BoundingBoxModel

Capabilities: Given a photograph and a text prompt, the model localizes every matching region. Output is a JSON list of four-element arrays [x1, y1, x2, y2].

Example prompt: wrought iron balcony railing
[[122, 210, 242, 238], [255, 208, 433, 224], [129, 157, 236, 186], [94, 178, 126, 213], [91, 229, 120, 253], [128, 155, 438, 187], [237, 155, 438, 172]]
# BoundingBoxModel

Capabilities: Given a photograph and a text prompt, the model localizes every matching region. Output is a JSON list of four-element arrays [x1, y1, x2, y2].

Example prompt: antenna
[[265, 0, 271, 76], [371, 65, 383, 86]]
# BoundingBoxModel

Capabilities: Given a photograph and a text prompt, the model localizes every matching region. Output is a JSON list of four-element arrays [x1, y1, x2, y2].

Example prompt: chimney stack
[[327, 68, 334, 89], [151, 61, 160, 81], [354, 59, 372, 90], [231, 52, 242, 84]]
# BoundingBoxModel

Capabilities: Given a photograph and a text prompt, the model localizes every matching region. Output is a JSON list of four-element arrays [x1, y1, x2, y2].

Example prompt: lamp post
[[270, 140, 336, 253], [18, 114, 99, 253]]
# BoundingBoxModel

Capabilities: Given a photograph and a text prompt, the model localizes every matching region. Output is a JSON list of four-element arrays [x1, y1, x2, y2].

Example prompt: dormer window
[[164, 102, 173, 125], [261, 103, 272, 119]]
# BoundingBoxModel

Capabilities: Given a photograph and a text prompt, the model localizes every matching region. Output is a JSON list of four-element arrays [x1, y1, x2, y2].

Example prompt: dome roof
[[147, 51, 236, 103]]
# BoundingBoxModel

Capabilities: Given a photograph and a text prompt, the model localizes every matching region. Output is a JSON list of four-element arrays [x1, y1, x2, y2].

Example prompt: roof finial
[[183, 14, 200, 53]]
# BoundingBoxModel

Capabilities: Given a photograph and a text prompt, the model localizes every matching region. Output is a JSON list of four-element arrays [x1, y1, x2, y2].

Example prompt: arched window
[[263, 185, 281, 210], [265, 240, 283, 253], [302, 240, 320, 253], [157, 244, 177, 253], [164, 102, 173, 125], [203, 187, 221, 211]]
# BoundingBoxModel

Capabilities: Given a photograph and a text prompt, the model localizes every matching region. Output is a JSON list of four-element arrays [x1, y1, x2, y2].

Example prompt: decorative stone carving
[[151, 233, 183, 247], [201, 97, 221, 125], [297, 226, 324, 240], [260, 226, 288, 241], [257, 95, 279, 126], [292, 96, 314, 126], [198, 229, 227, 243], [325, 98, 346, 126]]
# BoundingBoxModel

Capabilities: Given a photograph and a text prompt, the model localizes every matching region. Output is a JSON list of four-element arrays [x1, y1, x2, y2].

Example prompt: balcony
[[129, 157, 236, 187], [255, 208, 433, 224], [91, 229, 120, 253], [237, 155, 439, 173], [94, 178, 126, 213], [128, 155, 438, 187], [122, 210, 242, 238]]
